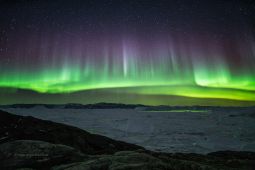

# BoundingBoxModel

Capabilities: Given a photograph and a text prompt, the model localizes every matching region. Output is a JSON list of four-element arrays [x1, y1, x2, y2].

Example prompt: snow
[[2, 106, 255, 154]]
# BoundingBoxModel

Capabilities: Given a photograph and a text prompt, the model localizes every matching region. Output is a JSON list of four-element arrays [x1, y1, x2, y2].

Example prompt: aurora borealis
[[0, 0, 255, 105]]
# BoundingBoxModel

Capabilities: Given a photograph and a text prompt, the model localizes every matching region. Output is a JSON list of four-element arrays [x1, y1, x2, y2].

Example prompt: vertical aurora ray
[[0, 33, 255, 102]]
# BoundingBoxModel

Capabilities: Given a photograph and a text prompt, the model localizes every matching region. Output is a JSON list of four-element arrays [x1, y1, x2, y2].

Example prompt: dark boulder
[[0, 140, 85, 169], [0, 110, 143, 155]]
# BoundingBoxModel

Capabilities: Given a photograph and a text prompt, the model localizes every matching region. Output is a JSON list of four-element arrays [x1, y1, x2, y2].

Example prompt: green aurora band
[[1, 40, 255, 103], [1, 26, 255, 104], [1, 0, 255, 105]]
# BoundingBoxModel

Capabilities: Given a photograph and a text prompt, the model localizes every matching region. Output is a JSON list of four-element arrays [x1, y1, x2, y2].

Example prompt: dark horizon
[[1, 87, 255, 106]]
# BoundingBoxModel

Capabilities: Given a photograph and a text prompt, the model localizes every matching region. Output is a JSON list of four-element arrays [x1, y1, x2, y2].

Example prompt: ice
[[2, 106, 255, 154]]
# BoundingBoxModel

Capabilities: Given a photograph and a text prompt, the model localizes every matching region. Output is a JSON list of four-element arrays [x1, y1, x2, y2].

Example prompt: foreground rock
[[0, 109, 143, 154], [0, 110, 255, 170], [0, 140, 85, 169], [54, 152, 255, 170]]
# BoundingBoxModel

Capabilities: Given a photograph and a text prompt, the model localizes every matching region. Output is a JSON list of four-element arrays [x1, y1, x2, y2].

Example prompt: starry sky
[[0, 0, 255, 105]]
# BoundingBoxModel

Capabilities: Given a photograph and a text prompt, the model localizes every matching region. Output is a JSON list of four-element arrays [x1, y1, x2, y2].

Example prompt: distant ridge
[[64, 102, 146, 109], [1, 87, 255, 106], [1, 103, 255, 112], [0, 103, 146, 109]]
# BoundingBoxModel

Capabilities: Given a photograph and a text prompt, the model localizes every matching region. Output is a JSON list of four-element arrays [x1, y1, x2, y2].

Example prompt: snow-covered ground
[[2, 106, 255, 154]]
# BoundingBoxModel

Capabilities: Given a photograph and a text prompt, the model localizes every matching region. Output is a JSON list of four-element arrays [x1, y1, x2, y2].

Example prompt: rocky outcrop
[[0, 140, 85, 169], [0, 110, 255, 170], [0, 109, 143, 155]]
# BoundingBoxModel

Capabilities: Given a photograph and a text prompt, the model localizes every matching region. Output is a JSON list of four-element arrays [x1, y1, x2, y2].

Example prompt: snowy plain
[[2, 106, 255, 154]]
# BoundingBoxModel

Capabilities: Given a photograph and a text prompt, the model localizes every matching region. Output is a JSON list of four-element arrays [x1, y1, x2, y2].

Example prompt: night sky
[[0, 0, 255, 105]]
